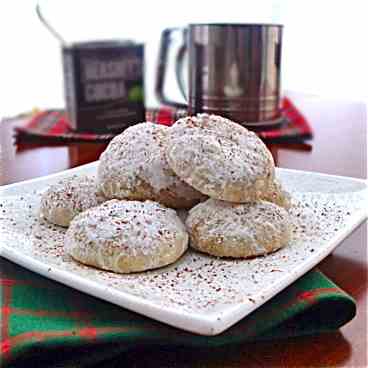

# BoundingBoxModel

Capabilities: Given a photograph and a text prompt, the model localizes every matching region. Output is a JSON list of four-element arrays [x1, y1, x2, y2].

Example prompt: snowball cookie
[[165, 114, 276, 203], [40, 175, 105, 227], [97, 122, 206, 209], [262, 179, 292, 209], [65, 199, 189, 274], [186, 199, 291, 258]]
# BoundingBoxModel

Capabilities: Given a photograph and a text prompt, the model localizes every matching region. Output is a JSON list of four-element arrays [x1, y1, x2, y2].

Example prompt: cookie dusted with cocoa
[[97, 122, 206, 209], [40, 175, 105, 227], [262, 178, 292, 209], [186, 199, 291, 258], [165, 114, 275, 203], [65, 199, 189, 273]]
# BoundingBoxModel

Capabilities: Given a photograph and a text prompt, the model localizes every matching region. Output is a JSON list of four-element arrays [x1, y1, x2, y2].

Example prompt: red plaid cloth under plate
[[14, 97, 313, 145]]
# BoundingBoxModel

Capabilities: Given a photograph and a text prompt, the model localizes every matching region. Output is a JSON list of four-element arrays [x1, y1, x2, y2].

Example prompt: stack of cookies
[[40, 114, 292, 274]]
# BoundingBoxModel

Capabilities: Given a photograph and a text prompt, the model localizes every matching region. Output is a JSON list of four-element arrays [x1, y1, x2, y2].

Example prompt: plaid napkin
[[0, 257, 355, 368], [14, 97, 313, 145]]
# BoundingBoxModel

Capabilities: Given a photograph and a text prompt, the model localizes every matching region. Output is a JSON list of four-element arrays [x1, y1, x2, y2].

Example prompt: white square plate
[[0, 162, 367, 335]]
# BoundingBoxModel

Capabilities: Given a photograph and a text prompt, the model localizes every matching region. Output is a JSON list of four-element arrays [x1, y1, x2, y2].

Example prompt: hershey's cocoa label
[[62, 41, 145, 133]]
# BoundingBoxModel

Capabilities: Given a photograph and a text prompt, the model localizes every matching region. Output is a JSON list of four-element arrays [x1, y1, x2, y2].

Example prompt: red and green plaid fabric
[[14, 97, 313, 145], [0, 257, 355, 368]]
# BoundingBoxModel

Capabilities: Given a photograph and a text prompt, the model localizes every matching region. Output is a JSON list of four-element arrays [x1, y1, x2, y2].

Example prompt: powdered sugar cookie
[[262, 179, 292, 209], [165, 114, 275, 203], [40, 175, 105, 227], [186, 199, 291, 258], [97, 122, 206, 208], [65, 199, 188, 273]]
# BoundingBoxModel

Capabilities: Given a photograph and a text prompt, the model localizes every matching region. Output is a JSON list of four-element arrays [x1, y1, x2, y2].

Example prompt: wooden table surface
[[0, 91, 367, 367]]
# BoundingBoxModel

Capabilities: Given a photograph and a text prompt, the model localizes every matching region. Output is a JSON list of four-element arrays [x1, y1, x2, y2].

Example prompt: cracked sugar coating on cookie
[[40, 175, 105, 227], [166, 114, 275, 203], [65, 199, 189, 274], [97, 122, 206, 209], [186, 199, 291, 258]]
